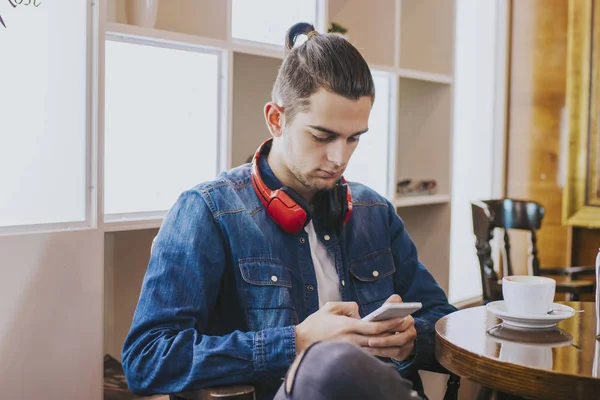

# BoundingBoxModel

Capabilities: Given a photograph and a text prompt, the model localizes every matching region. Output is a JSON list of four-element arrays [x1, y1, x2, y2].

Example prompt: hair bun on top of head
[[285, 22, 318, 52]]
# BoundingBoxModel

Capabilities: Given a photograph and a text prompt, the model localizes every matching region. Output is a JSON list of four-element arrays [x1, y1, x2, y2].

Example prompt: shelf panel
[[231, 40, 284, 60], [105, 22, 227, 50], [399, 0, 455, 76], [368, 64, 398, 74], [231, 53, 281, 168], [397, 68, 453, 85], [396, 78, 453, 196], [398, 204, 451, 291], [104, 228, 159, 364], [105, 23, 287, 60], [107, 0, 227, 40], [391, 194, 450, 208], [328, 0, 397, 67], [103, 216, 163, 232], [231, 0, 318, 47]]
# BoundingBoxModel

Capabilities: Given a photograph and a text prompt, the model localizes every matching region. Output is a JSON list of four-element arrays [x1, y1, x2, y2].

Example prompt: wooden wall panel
[[506, 0, 600, 277], [573, 229, 600, 267], [506, 0, 571, 272]]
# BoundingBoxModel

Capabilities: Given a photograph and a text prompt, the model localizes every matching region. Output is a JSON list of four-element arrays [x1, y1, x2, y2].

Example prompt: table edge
[[435, 316, 600, 399]]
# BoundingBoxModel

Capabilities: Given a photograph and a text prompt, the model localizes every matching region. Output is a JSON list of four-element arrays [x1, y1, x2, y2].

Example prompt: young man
[[122, 22, 457, 400]]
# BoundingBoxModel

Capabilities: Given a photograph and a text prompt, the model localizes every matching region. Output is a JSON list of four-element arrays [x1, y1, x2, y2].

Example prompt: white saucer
[[486, 301, 576, 329], [486, 324, 574, 348]]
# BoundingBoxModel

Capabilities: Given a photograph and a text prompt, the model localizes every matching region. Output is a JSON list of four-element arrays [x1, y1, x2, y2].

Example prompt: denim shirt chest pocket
[[238, 258, 298, 331], [349, 249, 397, 317]]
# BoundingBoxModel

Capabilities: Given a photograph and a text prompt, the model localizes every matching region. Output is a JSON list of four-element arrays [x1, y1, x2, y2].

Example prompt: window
[[0, 1, 90, 229], [343, 73, 392, 197], [231, 0, 318, 46], [103, 38, 220, 219]]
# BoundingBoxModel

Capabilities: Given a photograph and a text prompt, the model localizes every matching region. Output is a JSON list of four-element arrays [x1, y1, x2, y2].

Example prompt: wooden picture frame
[[563, 0, 600, 227]]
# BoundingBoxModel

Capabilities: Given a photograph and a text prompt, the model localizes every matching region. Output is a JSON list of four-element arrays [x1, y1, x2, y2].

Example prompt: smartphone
[[361, 302, 422, 322]]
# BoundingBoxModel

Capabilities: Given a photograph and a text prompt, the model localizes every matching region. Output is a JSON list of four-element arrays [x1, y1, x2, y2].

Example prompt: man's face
[[280, 89, 372, 193]]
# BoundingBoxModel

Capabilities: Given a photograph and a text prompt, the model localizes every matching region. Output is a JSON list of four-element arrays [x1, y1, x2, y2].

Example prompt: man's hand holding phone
[[294, 294, 418, 362], [363, 294, 418, 361], [294, 299, 413, 354]]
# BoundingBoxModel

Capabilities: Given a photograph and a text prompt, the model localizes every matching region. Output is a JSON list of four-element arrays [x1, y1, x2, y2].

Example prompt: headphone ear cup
[[324, 181, 352, 231], [340, 179, 353, 224], [281, 187, 312, 216], [264, 190, 310, 234], [329, 186, 342, 220], [339, 183, 351, 223]]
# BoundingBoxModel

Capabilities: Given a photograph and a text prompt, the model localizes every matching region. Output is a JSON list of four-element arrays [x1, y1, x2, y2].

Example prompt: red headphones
[[250, 138, 353, 234]]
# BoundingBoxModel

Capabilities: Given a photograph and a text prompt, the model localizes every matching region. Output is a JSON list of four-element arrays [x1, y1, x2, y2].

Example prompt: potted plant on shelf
[[328, 22, 348, 36]]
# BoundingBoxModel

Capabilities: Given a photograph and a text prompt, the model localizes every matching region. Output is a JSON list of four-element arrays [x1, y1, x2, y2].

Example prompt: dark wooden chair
[[471, 198, 595, 303]]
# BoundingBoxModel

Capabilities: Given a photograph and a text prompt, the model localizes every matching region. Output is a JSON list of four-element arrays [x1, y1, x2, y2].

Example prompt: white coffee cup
[[502, 275, 556, 315]]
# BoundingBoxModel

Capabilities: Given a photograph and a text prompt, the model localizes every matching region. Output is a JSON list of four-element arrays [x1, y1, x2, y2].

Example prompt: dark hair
[[272, 22, 375, 123]]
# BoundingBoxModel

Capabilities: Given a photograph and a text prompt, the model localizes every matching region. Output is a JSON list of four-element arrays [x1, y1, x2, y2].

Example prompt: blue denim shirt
[[122, 156, 457, 400]]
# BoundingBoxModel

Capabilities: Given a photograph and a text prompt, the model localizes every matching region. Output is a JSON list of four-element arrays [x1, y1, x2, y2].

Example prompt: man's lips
[[317, 169, 342, 179]]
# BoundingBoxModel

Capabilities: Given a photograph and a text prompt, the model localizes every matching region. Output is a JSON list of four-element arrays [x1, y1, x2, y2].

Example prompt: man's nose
[[326, 141, 349, 167]]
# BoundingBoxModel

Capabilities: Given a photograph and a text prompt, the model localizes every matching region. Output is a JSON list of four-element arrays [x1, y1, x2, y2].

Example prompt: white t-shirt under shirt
[[304, 221, 341, 307]]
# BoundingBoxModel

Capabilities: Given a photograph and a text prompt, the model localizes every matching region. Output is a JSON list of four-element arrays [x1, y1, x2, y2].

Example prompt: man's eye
[[312, 135, 331, 143], [348, 136, 360, 143]]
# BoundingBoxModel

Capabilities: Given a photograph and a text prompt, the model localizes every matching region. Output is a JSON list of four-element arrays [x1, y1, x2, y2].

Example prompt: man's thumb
[[386, 294, 403, 303], [324, 301, 360, 318]]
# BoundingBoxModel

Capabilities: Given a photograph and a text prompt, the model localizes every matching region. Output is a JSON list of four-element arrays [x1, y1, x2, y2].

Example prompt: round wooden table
[[435, 302, 600, 399]]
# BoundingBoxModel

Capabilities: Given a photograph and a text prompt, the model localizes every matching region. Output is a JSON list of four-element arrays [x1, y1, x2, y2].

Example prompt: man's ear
[[264, 102, 285, 137]]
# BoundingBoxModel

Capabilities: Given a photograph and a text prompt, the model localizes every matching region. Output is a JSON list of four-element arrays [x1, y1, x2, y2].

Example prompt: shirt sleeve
[[384, 200, 458, 374], [121, 189, 296, 395]]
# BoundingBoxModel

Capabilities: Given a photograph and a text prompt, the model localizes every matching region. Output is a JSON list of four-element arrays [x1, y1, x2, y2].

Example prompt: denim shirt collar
[[258, 151, 283, 191]]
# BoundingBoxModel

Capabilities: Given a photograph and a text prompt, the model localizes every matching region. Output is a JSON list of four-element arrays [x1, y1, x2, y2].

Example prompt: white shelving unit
[[103, 0, 456, 361], [391, 194, 451, 208]]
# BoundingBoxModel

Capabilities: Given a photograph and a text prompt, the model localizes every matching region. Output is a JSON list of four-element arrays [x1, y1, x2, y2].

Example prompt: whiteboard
[[0, 0, 91, 228]]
